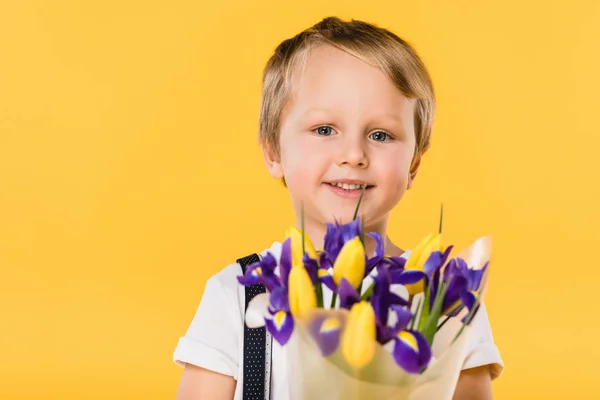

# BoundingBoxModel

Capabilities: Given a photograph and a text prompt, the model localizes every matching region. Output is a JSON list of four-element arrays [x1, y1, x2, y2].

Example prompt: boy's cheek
[[283, 162, 319, 189], [282, 144, 326, 171]]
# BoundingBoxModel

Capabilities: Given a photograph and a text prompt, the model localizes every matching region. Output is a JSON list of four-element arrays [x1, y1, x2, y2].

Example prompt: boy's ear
[[262, 142, 284, 180]]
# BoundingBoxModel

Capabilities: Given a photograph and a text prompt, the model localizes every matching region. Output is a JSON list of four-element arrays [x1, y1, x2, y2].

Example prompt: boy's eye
[[369, 131, 392, 142], [314, 126, 336, 136]]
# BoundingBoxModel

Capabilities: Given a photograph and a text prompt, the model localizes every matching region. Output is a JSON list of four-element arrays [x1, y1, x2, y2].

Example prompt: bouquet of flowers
[[238, 198, 492, 399]]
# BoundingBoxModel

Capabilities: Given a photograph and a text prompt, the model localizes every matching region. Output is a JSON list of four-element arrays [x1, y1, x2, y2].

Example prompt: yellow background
[[1, 0, 599, 398]]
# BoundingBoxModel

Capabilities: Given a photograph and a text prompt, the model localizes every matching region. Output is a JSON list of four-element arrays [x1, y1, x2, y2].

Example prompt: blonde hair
[[259, 16, 436, 179]]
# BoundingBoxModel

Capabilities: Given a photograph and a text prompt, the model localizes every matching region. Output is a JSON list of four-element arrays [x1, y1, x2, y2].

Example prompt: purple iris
[[236, 217, 456, 373], [331, 263, 431, 373], [424, 246, 454, 309], [388, 263, 428, 287], [302, 253, 319, 285], [308, 220, 435, 369], [236, 252, 280, 292], [441, 258, 488, 318], [370, 266, 432, 374], [318, 217, 386, 293], [307, 312, 344, 356], [237, 241, 297, 345], [279, 238, 293, 287], [337, 278, 360, 309], [385, 246, 453, 292], [370, 265, 410, 344], [323, 218, 362, 262], [392, 329, 432, 374], [364, 232, 386, 276], [264, 286, 295, 345], [303, 278, 358, 356]]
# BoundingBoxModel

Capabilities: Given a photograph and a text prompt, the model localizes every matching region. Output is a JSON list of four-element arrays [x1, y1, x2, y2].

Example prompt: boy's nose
[[336, 138, 369, 168]]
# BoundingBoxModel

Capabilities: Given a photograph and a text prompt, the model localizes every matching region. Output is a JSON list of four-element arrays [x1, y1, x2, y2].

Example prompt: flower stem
[[410, 296, 422, 331], [452, 266, 490, 343], [316, 281, 323, 308], [352, 185, 367, 221], [439, 203, 444, 234], [423, 281, 448, 345], [452, 300, 479, 344], [418, 285, 431, 332], [360, 282, 374, 301], [330, 292, 337, 309]]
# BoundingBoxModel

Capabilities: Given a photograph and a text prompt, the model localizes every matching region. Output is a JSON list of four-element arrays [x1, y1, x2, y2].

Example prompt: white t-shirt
[[173, 241, 504, 399]]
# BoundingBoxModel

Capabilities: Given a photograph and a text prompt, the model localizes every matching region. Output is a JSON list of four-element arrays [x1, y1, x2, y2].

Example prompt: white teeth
[[331, 182, 366, 190]]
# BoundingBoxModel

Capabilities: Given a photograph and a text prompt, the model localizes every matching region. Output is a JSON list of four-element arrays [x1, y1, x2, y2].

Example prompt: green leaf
[[315, 280, 323, 308], [438, 203, 444, 234], [360, 282, 374, 301], [451, 297, 479, 344], [417, 283, 431, 332], [423, 281, 448, 345], [360, 217, 365, 247], [410, 296, 422, 331]]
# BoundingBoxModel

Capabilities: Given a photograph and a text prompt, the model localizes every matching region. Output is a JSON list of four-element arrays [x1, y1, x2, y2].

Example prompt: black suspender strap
[[238, 253, 272, 400]]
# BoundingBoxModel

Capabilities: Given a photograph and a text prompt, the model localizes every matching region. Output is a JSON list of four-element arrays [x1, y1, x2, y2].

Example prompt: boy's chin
[[317, 203, 392, 229], [319, 206, 368, 225]]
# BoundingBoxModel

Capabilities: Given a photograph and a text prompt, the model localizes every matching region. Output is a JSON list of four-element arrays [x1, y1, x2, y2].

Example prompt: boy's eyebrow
[[373, 113, 406, 124]]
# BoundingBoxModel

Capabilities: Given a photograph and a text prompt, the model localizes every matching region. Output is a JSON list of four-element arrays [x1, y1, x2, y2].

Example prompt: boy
[[174, 16, 503, 399]]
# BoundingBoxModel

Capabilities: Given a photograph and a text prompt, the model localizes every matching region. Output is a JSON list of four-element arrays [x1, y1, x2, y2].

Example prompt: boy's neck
[[297, 217, 405, 258]]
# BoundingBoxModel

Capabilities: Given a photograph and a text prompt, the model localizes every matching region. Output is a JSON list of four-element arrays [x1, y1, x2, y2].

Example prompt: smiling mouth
[[325, 182, 375, 191]]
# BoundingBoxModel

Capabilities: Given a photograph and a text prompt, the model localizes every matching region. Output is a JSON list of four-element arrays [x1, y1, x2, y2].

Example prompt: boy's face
[[265, 44, 418, 229]]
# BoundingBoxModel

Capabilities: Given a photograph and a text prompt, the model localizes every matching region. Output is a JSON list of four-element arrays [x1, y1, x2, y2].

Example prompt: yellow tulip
[[341, 301, 376, 368], [287, 226, 318, 268], [332, 237, 366, 289], [288, 266, 316, 317], [404, 233, 443, 295]]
